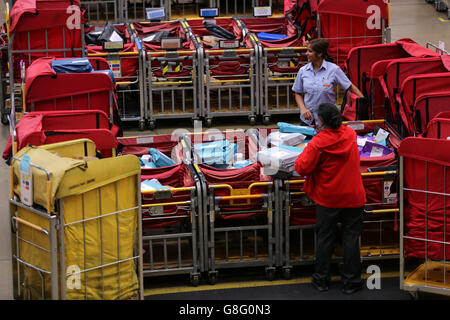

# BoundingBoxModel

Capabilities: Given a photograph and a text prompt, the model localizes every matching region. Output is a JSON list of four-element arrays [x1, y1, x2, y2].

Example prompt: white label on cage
[[20, 155, 33, 207], [146, 7, 165, 20], [107, 59, 122, 78], [348, 123, 365, 131], [253, 6, 272, 17], [439, 41, 445, 51], [137, 137, 154, 144]]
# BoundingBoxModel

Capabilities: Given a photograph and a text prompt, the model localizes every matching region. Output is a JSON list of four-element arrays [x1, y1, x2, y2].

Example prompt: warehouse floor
[[1, 0, 449, 300]]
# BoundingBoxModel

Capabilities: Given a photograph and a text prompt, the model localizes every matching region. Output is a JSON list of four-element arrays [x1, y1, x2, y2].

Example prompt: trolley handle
[[210, 181, 272, 194], [287, 170, 398, 185], [11, 216, 49, 235], [141, 186, 195, 195], [364, 208, 399, 215]]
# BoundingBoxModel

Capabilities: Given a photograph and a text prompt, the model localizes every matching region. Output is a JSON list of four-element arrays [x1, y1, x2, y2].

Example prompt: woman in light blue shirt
[[292, 38, 363, 126]]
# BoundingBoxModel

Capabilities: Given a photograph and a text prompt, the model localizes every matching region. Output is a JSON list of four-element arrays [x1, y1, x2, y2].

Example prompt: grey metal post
[[399, 156, 404, 290], [49, 216, 60, 300]]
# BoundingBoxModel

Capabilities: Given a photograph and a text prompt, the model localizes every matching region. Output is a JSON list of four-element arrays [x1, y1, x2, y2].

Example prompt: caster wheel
[[265, 267, 276, 281], [205, 118, 212, 128], [409, 291, 421, 300], [208, 271, 218, 285], [263, 116, 270, 126], [1, 113, 8, 125], [148, 120, 155, 130], [139, 121, 145, 131], [282, 267, 292, 280], [190, 274, 200, 287], [249, 116, 256, 126]]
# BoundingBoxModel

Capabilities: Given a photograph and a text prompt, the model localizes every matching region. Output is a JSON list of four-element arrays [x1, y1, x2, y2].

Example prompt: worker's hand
[[301, 109, 313, 121]]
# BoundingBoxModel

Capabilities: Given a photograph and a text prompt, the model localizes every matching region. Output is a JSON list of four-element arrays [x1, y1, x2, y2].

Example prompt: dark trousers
[[312, 205, 364, 284]]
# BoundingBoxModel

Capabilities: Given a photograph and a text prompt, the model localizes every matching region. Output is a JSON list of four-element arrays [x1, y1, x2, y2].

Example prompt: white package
[[267, 131, 306, 147]]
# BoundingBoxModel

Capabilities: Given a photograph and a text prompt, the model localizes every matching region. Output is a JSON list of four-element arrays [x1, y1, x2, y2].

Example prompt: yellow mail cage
[[9, 139, 144, 300]]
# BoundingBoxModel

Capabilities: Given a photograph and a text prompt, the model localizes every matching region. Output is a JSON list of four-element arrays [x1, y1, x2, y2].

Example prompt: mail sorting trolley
[[117, 133, 204, 285], [4, 0, 86, 125], [188, 17, 259, 127], [343, 39, 439, 122], [399, 134, 450, 299], [236, 16, 308, 124], [281, 120, 402, 279], [189, 129, 276, 284], [23, 57, 121, 127], [10, 139, 143, 300], [86, 23, 147, 129], [135, 20, 201, 130]]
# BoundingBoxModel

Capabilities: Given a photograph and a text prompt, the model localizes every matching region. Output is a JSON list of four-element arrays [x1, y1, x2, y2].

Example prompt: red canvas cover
[[346, 39, 438, 90], [408, 92, 450, 136], [284, 0, 318, 39], [199, 163, 272, 220], [240, 17, 304, 48], [2, 110, 118, 159], [318, 0, 388, 18], [318, 0, 389, 68], [380, 56, 450, 124], [397, 73, 450, 135], [343, 40, 438, 121], [240, 17, 308, 74], [24, 57, 118, 120], [10, 0, 82, 33], [10, 0, 84, 79], [399, 137, 450, 260], [423, 111, 450, 140]]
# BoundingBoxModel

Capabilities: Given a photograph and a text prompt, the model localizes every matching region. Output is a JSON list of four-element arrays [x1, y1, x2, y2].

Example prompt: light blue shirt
[[292, 60, 352, 125]]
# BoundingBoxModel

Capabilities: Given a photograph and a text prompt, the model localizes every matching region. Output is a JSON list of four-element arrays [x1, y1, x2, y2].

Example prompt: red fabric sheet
[[380, 56, 449, 125], [10, 0, 84, 80], [398, 73, 450, 136], [424, 111, 450, 140], [2, 110, 118, 159], [399, 137, 450, 260], [24, 57, 118, 121]]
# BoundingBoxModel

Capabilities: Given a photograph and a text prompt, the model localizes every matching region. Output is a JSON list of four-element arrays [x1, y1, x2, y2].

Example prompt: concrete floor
[[0, 0, 449, 300]]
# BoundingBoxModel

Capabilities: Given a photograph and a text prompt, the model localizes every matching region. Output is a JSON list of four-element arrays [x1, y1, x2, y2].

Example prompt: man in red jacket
[[294, 103, 366, 295]]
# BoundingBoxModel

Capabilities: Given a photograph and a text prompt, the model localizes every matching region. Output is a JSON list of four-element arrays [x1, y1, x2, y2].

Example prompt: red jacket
[[294, 125, 366, 208]]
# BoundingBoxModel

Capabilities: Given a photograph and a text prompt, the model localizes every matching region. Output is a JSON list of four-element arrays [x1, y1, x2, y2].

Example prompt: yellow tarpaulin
[[12, 140, 141, 299]]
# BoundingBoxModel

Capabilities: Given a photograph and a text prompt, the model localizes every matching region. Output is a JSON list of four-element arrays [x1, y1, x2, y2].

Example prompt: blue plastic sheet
[[257, 32, 288, 41], [278, 122, 318, 136], [51, 58, 94, 74], [148, 148, 176, 167]]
